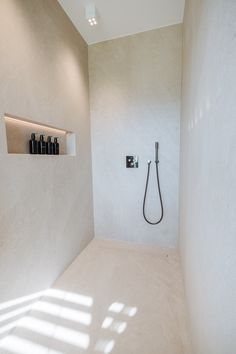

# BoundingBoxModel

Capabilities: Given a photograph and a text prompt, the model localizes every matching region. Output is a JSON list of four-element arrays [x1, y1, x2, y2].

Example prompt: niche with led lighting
[[4, 114, 76, 156]]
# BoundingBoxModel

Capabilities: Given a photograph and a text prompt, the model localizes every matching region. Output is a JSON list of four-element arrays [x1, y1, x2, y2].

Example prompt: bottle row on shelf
[[29, 133, 59, 155]]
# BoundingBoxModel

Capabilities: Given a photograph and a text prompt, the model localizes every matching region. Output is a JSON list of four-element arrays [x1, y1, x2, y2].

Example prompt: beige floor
[[0, 239, 192, 354]]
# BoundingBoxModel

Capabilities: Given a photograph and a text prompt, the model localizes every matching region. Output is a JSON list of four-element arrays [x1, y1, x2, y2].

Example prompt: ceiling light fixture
[[86, 3, 98, 26]]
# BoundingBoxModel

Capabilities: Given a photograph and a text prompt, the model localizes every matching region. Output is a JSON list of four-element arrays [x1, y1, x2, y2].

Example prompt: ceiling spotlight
[[86, 3, 98, 26]]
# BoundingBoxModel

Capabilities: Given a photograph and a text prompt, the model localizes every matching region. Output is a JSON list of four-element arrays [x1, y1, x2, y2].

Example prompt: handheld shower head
[[143, 141, 164, 225], [155, 142, 159, 163]]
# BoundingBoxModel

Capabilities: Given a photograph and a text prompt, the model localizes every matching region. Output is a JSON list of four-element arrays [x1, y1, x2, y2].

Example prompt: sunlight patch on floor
[[0, 335, 63, 354], [32, 300, 92, 325], [45, 289, 93, 307], [19, 316, 90, 349], [95, 339, 115, 354], [108, 302, 124, 313], [0, 292, 45, 312], [0, 287, 137, 354]]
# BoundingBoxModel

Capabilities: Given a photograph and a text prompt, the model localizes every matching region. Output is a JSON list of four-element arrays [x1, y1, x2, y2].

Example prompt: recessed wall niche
[[4, 114, 76, 156]]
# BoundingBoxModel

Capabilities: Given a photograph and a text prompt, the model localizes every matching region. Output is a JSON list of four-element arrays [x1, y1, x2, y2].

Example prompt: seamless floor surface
[[0, 239, 192, 354]]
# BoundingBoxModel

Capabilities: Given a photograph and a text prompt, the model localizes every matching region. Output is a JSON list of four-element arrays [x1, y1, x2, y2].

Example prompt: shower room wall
[[179, 0, 236, 352], [0, 0, 94, 313], [89, 24, 182, 247]]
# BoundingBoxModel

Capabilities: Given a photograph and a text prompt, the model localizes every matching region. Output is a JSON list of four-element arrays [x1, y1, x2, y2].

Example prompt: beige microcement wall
[[180, 0, 236, 353], [89, 25, 182, 247], [0, 0, 94, 309]]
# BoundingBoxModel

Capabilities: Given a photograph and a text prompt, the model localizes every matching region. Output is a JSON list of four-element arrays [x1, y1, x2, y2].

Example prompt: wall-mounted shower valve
[[126, 155, 139, 168]]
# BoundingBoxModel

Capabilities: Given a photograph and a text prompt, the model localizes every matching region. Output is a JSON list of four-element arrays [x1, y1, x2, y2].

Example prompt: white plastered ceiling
[[58, 0, 185, 44]]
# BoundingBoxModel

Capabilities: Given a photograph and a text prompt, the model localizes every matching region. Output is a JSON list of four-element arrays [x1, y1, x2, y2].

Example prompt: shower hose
[[143, 159, 164, 225]]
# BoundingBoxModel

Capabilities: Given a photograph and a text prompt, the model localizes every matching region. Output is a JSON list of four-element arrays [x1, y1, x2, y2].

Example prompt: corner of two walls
[[0, 0, 94, 318], [88, 24, 183, 248]]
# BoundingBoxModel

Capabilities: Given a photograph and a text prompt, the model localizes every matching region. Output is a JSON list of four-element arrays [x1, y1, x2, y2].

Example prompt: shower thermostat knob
[[126, 155, 139, 168]]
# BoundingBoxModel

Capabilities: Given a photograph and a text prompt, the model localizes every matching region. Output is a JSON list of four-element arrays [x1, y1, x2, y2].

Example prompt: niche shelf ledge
[[3, 114, 76, 156]]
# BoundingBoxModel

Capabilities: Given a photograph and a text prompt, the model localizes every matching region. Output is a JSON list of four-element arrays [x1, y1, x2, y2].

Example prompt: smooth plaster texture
[[179, 0, 236, 353], [89, 25, 182, 247], [0, 239, 193, 354], [0, 0, 93, 314]]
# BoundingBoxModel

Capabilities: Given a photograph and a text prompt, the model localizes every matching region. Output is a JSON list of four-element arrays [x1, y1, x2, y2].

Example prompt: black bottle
[[38, 134, 46, 154], [53, 137, 59, 155], [46, 136, 53, 155], [29, 133, 38, 154]]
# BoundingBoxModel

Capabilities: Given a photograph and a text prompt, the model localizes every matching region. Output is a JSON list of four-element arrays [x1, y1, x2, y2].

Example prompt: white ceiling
[[58, 0, 185, 45]]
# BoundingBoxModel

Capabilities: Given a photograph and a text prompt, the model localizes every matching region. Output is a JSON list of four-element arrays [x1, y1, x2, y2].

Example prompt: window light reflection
[[0, 320, 19, 336], [0, 291, 45, 311], [0, 290, 138, 354], [95, 339, 115, 354], [33, 300, 92, 325], [101, 317, 114, 329], [123, 306, 138, 317], [112, 321, 127, 334], [0, 335, 63, 354], [19, 316, 90, 349], [0, 304, 32, 323], [45, 289, 93, 307], [108, 302, 124, 313], [101, 317, 127, 334]]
